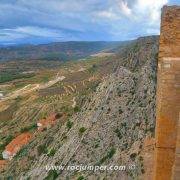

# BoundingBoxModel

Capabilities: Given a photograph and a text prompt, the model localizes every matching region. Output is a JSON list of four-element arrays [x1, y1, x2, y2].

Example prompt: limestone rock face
[[154, 5, 180, 180], [159, 6, 180, 59]]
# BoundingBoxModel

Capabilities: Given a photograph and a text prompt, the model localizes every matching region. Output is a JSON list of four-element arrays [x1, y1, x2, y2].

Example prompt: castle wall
[[154, 6, 180, 180]]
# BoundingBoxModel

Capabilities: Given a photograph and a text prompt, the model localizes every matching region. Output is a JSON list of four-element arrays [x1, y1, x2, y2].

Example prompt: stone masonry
[[154, 6, 180, 180]]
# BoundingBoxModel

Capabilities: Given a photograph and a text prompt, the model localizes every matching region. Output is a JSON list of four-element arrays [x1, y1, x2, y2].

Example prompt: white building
[[0, 92, 4, 99], [2, 150, 14, 160]]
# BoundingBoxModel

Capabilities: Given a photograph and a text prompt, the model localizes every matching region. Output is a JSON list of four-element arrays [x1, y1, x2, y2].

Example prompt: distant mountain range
[[0, 41, 129, 62]]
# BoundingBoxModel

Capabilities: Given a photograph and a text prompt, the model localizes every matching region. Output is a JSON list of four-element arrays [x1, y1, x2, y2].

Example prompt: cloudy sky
[[0, 0, 179, 45]]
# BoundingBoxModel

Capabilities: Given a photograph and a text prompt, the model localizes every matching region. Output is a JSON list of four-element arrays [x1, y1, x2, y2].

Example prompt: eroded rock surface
[[154, 5, 180, 180]]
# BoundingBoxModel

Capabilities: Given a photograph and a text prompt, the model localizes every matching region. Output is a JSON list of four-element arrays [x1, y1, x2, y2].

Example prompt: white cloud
[[95, 9, 120, 20], [18, 0, 101, 13], [0, 0, 171, 43], [146, 28, 160, 35], [93, 0, 133, 21], [134, 0, 168, 25], [118, 0, 132, 16], [0, 30, 27, 42], [0, 26, 64, 43], [13, 26, 61, 38]]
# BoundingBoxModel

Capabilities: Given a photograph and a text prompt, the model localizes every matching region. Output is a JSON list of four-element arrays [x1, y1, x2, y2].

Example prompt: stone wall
[[154, 5, 180, 180]]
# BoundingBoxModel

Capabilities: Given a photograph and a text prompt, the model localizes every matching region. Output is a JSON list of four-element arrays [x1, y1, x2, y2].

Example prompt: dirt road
[[0, 76, 66, 102]]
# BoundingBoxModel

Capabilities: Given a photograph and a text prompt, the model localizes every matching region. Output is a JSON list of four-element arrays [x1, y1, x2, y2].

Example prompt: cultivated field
[[0, 56, 117, 163]]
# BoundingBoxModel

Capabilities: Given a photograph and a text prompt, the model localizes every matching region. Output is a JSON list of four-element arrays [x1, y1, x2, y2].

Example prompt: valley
[[0, 53, 118, 172], [0, 36, 158, 179]]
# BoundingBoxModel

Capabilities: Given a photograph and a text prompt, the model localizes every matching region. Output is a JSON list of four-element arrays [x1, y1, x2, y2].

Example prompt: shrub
[[130, 153, 137, 161], [139, 156, 143, 162], [94, 143, 99, 148], [37, 144, 48, 155], [47, 148, 56, 157], [141, 168, 145, 174], [88, 64, 97, 74], [79, 127, 86, 135], [107, 147, 116, 159], [107, 107, 111, 113], [61, 106, 73, 116], [99, 147, 116, 164], [121, 122, 127, 128], [74, 106, 80, 112], [0, 143, 5, 152], [123, 142, 128, 149], [126, 99, 131, 106], [130, 88, 135, 95], [114, 128, 122, 139], [66, 120, 73, 130], [15, 146, 28, 158], [5, 135, 14, 144], [77, 176, 85, 180], [0, 153, 3, 160], [139, 102, 144, 107], [119, 108, 123, 114], [44, 170, 58, 180], [20, 124, 37, 133], [6, 176, 13, 180], [149, 126, 155, 134]]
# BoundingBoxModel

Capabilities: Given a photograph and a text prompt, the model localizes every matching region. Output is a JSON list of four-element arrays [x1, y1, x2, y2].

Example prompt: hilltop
[[0, 41, 128, 62]]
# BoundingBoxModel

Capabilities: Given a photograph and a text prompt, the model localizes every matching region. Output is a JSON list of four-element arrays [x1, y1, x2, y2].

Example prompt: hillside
[[0, 36, 158, 179], [0, 41, 127, 62]]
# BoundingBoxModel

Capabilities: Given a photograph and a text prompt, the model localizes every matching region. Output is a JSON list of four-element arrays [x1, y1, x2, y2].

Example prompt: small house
[[2, 132, 32, 160], [37, 113, 61, 131]]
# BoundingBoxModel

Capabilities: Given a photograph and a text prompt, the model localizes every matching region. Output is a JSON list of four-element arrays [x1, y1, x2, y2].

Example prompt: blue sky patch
[[0, 0, 179, 45]]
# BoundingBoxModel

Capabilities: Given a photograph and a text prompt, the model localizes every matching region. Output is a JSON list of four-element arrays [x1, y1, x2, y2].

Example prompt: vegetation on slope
[[0, 36, 158, 179]]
